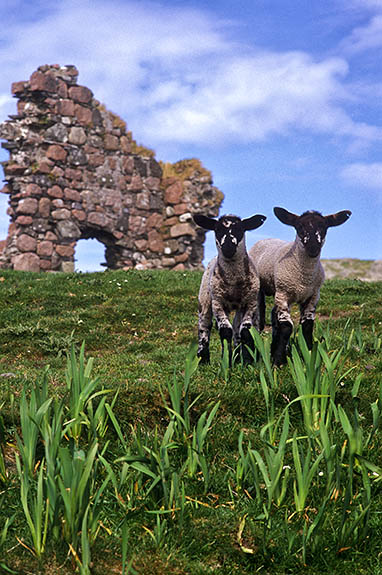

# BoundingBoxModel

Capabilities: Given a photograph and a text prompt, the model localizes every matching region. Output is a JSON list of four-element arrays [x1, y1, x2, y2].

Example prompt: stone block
[[69, 127, 87, 145], [56, 99, 75, 116], [16, 234, 37, 252], [69, 85, 93, 103], [30, 71, 57, 93], [16, 198, 38, 215], [38, 197, 51, 218], [56, 220, 81, 239], [74, 104, 92, 125], [46, 145, 68, 162], [37, 240, 53, 257], [170, 223, 195, 238], [56, 244, 75, 257], [165, 181, 183, 204], [47, 185, 63, 199], [148, 230, 164, 253], [104, 134, 119, 151], [15, 215, 33, 226], [52, 208, 71, 220], [13, 252, 40, 272]]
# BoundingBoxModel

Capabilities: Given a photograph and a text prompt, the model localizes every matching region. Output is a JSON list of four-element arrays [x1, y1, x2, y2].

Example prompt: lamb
[[193, 212, 266, 366], [249, 207, 352, 366]]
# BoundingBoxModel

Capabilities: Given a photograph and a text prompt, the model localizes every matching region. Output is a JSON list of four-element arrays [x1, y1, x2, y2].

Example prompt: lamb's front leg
[[299, 291, 320, 350], [212, 300, 233, 367], [271, 293, 293, 366], [238, 303, 259, 365]]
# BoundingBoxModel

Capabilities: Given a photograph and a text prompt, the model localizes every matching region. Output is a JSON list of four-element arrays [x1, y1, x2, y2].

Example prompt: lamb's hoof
[[197, 349, 210, 364]]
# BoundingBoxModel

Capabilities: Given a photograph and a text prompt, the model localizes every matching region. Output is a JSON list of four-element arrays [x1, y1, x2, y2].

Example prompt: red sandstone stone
[[16, 198, 38, 215], [88, 154, 104, 167], [173, 263, 186, 271], [38, 159, 54, 173], [136, 192, 150, 209], [26, 184, 42, 197], [104, 134, 119, 151], [4, 163, 27, 175], [30, 71, 57, 93], [52, 199, 64, 208], [88, 212, 107, 227], [47, 185, 63, 199], [56, 99, 75, 116], [165, 181, 183, 204], [173, 203, 189, 215], [16, 234, 37, 252], [46, 145, 67, 162], [120, 136, 131, 153], [57, 80, 68, 98], [148, 230, 164, 253], [72, 209, 86, 222], [175, 252, 189, 263], [128, 175, 143, 191], [37, 240, 54, 257], [38, 197, 51, 218], [15, 216, 33, 226], [0, 185, 10, 195], [56, 244, 75, 257], [134, 239, 148, 250], [69, 85, 93, 104], [64, 188, 81, 202], [166, 216, 179, 226], [146, 213, 163, 229], [65, 167, 82, 180], [39, 259, 52, 270], [13, 252, 40, 272], [51, 166, 64, 177], [122, 157, 134, 174], [44, 98, 56, 109], [74, 104, 92, 125], [45, 232, 57, 241], [11, 81, 26, 94], [128, 215, 146, 234], [170, 223, 195, 238], [51, 208, 71, 220], [144, 177, 160, 191]]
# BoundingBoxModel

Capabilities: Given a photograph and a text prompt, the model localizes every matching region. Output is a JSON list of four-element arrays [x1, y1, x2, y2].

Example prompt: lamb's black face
[[295, 212, 327, 258], [215, 215, 244, 259]]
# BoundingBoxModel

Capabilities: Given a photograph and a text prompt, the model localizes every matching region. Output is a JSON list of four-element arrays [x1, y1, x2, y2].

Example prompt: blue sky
[[0, 0, 381, 271]]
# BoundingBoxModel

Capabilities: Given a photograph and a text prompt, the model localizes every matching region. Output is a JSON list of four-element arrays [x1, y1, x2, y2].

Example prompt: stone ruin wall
[[0, 65, 223, 272]]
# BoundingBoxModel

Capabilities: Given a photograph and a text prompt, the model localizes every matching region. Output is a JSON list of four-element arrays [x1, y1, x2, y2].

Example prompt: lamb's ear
[[193, 214, 217, 230], [242, 214, 267, 231], [324, 210, 352, 227], [273, 207, 299, 227]]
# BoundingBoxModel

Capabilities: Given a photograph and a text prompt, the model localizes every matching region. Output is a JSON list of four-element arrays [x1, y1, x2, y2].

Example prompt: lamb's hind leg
[[271, 297, 293, 366], [258, 289, 266, 332], [198, 302, 212, 364], [238, 303, 260, 365], [299, 294, 319, 350]]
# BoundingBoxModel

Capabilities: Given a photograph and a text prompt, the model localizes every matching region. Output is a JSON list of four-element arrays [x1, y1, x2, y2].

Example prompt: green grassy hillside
[[0, 269, 381, 574]]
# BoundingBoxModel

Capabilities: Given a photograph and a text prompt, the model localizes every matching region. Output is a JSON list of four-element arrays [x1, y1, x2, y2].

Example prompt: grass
[[0, 269, 381, 574]]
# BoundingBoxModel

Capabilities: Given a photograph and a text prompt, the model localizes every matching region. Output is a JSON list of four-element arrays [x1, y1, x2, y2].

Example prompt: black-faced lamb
[[193, 212, 266, 366], [249, 207, 352, 366]]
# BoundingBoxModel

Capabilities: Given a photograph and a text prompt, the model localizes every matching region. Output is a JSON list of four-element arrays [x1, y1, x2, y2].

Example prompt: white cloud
[[0, 0, 381, 150], [340, 162, 382, 190], [341, 14, 382, 54]]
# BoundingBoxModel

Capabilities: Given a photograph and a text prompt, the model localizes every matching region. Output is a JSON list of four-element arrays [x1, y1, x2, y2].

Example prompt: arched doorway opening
[[75, 238, 106, 273]]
